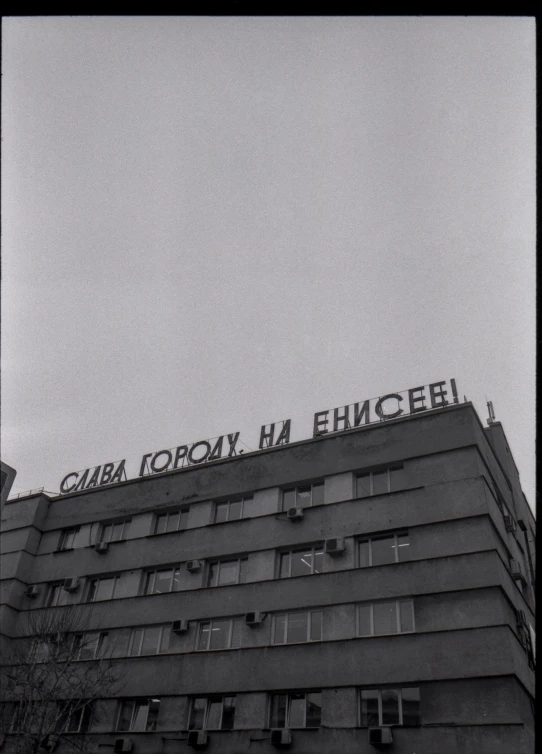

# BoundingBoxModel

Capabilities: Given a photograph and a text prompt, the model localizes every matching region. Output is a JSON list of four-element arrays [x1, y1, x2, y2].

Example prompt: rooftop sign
[[59, 378, 459, 494]]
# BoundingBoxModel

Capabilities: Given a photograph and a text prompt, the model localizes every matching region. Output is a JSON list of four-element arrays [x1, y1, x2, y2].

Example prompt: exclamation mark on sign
[[450, 378, 459, 404]]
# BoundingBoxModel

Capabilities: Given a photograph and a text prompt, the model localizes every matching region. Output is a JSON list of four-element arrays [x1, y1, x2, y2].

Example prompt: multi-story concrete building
[[0, 400, 535, 753]]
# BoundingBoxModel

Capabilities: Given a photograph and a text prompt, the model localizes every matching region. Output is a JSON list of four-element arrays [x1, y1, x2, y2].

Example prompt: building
[[1, 461, 17, 512], [0, 399, 535, 753]]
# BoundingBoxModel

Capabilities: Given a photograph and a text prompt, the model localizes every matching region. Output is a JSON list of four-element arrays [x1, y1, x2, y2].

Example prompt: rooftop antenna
[[486, 399, 496, 426]]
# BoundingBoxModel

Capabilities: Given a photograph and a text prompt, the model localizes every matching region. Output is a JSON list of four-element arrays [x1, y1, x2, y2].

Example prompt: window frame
[[73, 632, 109, 660], [281, 482, 324, 510], [269, 691, 322, 729], [355, 466, 405, 498], [213, 496, 253, 523], [100, 518, 132, 544], [356, 531, 410, 567], [196, 617, 243, 651], [144, 566, 182, 595], [272, 610, 323, 645], [46, 582, 70, 607], [56, 701, 94, 733], [87, 575, 120, 602], [128, 624, 171, 656], [357, 599, 415, 636], [206, 557, 248, 588], [58, 527, 80, 551], [153, 509, 190, 535], [359, 687, 420, 727], [116, 698, 161, 732], [188, 695, 237, 731], [278, 544, 324, 578]]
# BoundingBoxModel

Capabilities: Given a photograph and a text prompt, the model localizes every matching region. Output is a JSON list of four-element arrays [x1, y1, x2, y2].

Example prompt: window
[[58, 527, 80, 551], [214, 496, 252, 523], [356, 467, 406, 498], [357, 532, 410, 567], [358, 600, 414, 635], [196, 618, 243, 651], [88, 576, 120, 602], [206, 558, 248, 587], [269, 692, 322, 728], [73, 632, 109, 660], [55, 701, 94, 733], [273, 611, 322, 644], [46, 583, 70, 607], [144, 567, 181, 595], [100, 518, 131, 543], [360, 687, 420, 727], [282, 483, 324, 510], [188, 696, 236, 730], [129, 625, 171, 655], [154, 509, 189, 535], [279, 545, 324, 578], [117, 699, 161, 732]]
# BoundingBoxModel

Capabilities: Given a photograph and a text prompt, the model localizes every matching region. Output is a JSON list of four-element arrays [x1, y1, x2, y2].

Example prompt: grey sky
[[1, 17, 535, 507]]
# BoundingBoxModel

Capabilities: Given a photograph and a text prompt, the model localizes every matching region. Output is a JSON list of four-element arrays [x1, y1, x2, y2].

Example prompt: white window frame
[[88, 575, 119, 602], [269, 691, 322, 729], [196, 618, 243, 651], [214, 496, 252, 523], [188, 695, 236, 731], [59, 527, 80, 551], [144, 567, 181, 595], [356, 532, 409, 567], [359, 687, 420, 727], [357, 600, 415, 636], [282, 482, 324, 510], [206, 558, 248, 587], [100, 518, 131, 543], [279, 544, 324, 578], [116, 698, 161, 732], [272, 610, 323, 644], [154, 509, 189, 535], [128, 625, 171, 656]]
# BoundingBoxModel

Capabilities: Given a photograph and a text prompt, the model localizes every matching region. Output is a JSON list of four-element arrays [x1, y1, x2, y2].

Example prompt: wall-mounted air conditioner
[[286, 507, 303, 521], [245, 611, 263, 626], [186, 560, 202, 572], [324, 537, 345, 555], [25, 585, 40, 598], [187, 730, 208, 748], [516, 610, 527, 627], [504, 515, 517, 534], [94, 541, 109, 553], [510, 560, 526, 584], [113, 738, 133, 753], [62, 578, 80, 592], [172, 619, 189, 633], [270, 729, 292, 748], [368, 727, 393, 746]]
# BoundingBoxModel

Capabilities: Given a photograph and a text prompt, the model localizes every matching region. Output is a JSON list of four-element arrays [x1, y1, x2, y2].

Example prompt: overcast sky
[[1, 17, 535, 508]]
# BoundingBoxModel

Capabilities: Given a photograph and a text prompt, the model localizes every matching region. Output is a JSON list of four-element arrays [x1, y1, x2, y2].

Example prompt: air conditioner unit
[[368, 727, 393, 746], [510, 560, 525, 582], [324, 537, 345, 555], [172, 619, 189, 633], [270, 729, 292, 748], [186, 560, 202, 572], [62, 577, 80, 592], [516, 610, 527, 627], [94, 541, 109, 553], [113, 738, 133, 753], [41, 735, 60, 752], [245, 611, 263, 626], [286, 507, 303, 521], [26, 585, 40, 598], [187, 730, 208, 748], [504, 515, 517, 533]]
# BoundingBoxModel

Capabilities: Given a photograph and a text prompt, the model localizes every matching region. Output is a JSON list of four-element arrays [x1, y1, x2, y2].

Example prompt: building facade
[[0, 401, 535, 753]]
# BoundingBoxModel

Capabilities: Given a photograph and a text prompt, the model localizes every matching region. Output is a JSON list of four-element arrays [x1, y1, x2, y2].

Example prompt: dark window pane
[[381, 690, 400, 726], [372, 470, 388, 495], [297, 486, 312, 507], [146, 699, 160, 731], [279, 553, 290, 578], [172, 568, 181, 591], [122, 520, 131, 538], [159, 626, 171, 652], [401, 687, 420, 726], [221, 697, 236, 730], [154, 570, 172, 594], [229, 500, 242, 520], [270, 695, 287, 728], [155, 516, 167, 535], [288, 695, 305, 728], [274, 615, 286, 644], [361, 691, 379, 727], [373, 602, 398, 635], [166, 512, 179, 533], [310, 611, 322, 641], [189, 699, 205, 730], [206, 700, 222, 730], [209, 620, 229, 650], [94, 578, 115, 601], [179, 510, 189, 529], [238, 558, 248, 584], [145, 572, 155, 594], [291, 550, 313, 578], [358, 604, 372, 635], [371, 536, 396, 566], [389, 467, 407, 491], [207, 563, 218, 587], [356, 474, 371, 498], [215, 503, 228, 524], [305, 693, 322, 727], [117, 701, 135, 731], [399, 601, 414, 632], [130, 629, 144, 656], [141, 626, 161, 654], [358, 541, 369, 568], [287, 613, 309, 643], [230, 619, 242, 648], [313, 549, 324, 574], [198, 624, 211, 651], [283, 489, 296, 510], [396, 533, 410, 561], [112, 522, 124, 541], [102, 524, 113, 542], [132, 701, 149, 731], [312, 483, 324, 506], [218, 561, 238, 585]]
